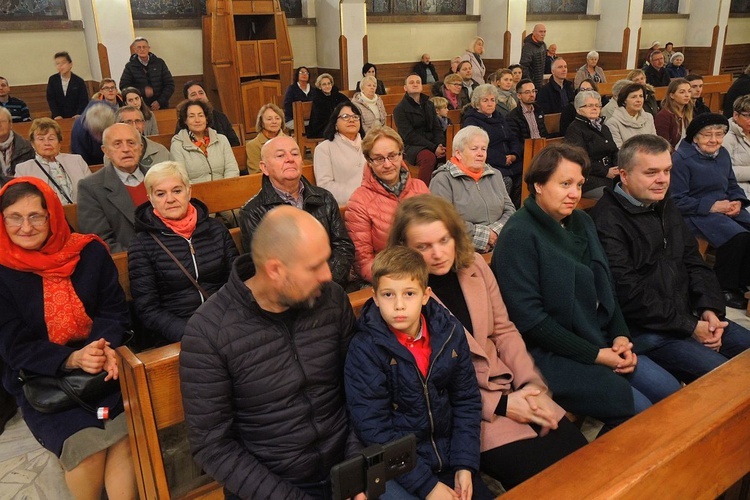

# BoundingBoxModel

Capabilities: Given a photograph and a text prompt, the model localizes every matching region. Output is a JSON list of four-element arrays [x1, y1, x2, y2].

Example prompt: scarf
[[589, 117, 603, 131], [189, 130, 211, 156], [451, 156, 484, 182], [338, 132, 362, 153], [0, 132, 14, 175], [444, 88, 459, 110], [0, 177, 104, 345], [154, 202, 198, 239], [358, 93, 381, 120], [497, 90, 518, 111]]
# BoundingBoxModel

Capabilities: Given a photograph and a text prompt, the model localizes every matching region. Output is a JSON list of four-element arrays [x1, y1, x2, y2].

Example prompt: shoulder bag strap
[[149, 233, 210, 299], [33, 159, 74, 205]]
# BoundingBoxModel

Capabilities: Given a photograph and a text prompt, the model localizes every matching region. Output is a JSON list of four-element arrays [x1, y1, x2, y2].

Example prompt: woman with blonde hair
[[655, 78, 694, 149], [245, 103, 286, 174], [461, 37, 487, 84], [351, 75, 386, 133]]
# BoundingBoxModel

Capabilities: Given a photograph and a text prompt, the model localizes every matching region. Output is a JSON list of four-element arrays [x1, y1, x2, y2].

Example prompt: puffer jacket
[[238, 174, 354, 286], [462, 106, 522, 177], [723, 118, 750, 201], [128, 199, 238, 343], [170, 128, 239, 184], [118, 52, 175, 109], [344, 298, 481, 498], [565, 115, 619, 194], [519, 34, 546, 88], [606, 106, 657, 148], [180, 254, 358, 499], [345, 167, 429, 282]]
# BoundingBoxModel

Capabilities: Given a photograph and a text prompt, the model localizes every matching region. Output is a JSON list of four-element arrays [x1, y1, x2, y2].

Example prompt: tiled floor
[[1, 308, 749, 499]]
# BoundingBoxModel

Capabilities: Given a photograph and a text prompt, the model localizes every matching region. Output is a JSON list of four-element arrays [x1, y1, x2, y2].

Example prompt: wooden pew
[[292, 101, 324, 157], [503, 350, 750, 499], [148, 133, 174, 150], [544, 113, 561, 136]]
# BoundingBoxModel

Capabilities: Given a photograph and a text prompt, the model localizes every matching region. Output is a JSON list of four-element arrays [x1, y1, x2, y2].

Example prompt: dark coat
[[724, 74, 750, 118], [564, 115, 619, 193], [590, 188, 725, 350], [180, 254, 358, 499], [283, 83, 313, 125], [345, 298, 481, 498], [128, 199, 238, 343], [70, 101, 118, 166], [644, 65, 671, 88], [119, 52, 175, 109], [670, 141, 750, 247], [0, 241, 129, 457], [46, 72, 89, 118], [506, 103, 549, 155], [3, 133, 34, 176], [694, 97, 711, 116], [413, 62, 440, 85], [238, 175, 354, 287], [536, 79, 575, 115], [1, 96, 30, 123], [519, 34, 547, 88], [644, 88, 659, 118], [666, 64, 688, 79], [306, 87, 349, 139], [393, 93, 445, 165], [462, 106, 522, 177], [431, 84, 470, 111], [560, 103, 576, 135]]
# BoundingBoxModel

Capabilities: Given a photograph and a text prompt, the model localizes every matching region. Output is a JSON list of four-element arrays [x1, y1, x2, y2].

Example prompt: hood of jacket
[[134, 197, 211, 233], [523, 33, 543, 47], [610, 106, 653, 130]]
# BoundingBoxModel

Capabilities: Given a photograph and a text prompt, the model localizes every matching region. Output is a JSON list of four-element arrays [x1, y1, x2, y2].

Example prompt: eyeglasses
[[338, 114, 360, 122], [697, 131, 726, 140], [448, 82, 462, 87], [101, 86, 117, 91], [519, 89, 538, 95], [3, 214, 49, 228], [298, 70, 310, 74], [121, 119, 145, 125], [368, 152, 402, 166], [738, 112, 750, 119], [579, 103, 602, 109]]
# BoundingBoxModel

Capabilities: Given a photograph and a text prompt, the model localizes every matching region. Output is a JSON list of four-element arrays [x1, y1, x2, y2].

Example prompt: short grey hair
[[144, 161, 191, 194], [587, 51, 600, 60], [315, 73, 334, 89], [452, 125, 489, 155], [575, 90, 601, 109], [84, 102, 116, 136], [471, 84, 499, 109], [360, 75, 377, 89], [612, 79, 633, 99]]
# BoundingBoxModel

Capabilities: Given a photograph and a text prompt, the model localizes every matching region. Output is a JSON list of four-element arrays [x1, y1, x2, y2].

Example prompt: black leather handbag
[[19, 368, 120, 414]]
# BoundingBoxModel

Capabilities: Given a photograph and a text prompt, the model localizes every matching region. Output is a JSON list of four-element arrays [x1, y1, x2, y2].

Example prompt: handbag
[[19, 368, 120, 414]]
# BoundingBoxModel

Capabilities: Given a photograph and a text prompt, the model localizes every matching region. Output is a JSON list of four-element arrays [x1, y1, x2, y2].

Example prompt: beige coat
[[605, 106, 657, 148], [724, 118, 750, 201], [15, 153, 91, 204]]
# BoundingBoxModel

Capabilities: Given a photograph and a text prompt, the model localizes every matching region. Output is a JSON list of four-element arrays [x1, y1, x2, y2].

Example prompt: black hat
[[685, 113, 729, 143]]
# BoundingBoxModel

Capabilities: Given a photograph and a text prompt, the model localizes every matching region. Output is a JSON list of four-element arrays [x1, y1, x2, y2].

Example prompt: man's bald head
[[533, 24, 547, 42], [251, 205, 328, 267]]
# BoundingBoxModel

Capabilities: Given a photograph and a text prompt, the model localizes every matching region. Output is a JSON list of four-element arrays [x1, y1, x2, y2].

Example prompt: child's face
[[374, 275, 430, 338], [437, 107, 448, 117]]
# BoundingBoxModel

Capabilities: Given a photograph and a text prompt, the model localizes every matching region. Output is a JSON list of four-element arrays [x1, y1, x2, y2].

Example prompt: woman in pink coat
[[389, 194, 587, 489], [345, 126, 429, 282]]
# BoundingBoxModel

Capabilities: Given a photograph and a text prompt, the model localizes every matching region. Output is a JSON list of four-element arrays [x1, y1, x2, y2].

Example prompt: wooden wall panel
[[721, 44, 750, 76], [682, 46, 713, 76]]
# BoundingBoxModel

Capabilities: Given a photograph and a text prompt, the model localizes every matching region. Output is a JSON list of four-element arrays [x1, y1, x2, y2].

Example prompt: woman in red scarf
[[0, 177, 135, 498], [128, 161, 238, 345]]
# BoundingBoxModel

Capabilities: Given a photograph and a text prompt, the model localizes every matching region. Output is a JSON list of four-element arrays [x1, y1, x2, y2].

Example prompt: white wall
[[315, 0, 341, 68], [527, 20, 598, 53], [640, 18, 687, 49], [726, 17, 750, 45], [135, 28, 203, 76], [289, 25, 318, 67], [367, 22, 477, 63]]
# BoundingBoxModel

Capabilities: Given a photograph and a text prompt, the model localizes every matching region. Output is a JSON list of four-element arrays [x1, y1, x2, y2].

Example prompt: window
[[643, 0, 679, 14], [730, 0, 750, 13], [280, 0, 303, 18], [130, 0, 203, 19], [0, 0, 67, 19], [527, 0, 586, 14], [367, 0, 466, 15]]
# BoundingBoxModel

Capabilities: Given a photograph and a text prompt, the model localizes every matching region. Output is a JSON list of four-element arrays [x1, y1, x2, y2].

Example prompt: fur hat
[[685, 113, 729, 143]]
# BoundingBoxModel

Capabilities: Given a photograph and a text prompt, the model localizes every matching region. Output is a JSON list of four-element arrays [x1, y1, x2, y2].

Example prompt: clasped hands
[[710, 199, 742, 217], [693, 310, 726, 352], [596, 336, 637, 374], [64, 338, 119, 381]]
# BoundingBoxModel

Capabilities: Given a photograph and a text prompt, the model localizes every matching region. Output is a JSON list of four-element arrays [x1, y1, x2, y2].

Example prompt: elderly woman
[[655, 78, 694, 150], [0, 107, 34, 176], [606, 83, 657, 148], [128, 161, 238, 344], [574, 51, 607, 87], [282, 66, 313, 131], [667, 52, 688, 79], [245, 103, 286, 174], [345, 126, 429, 282], [461, 37, 487, 84], [15, 118, 91, 205], [354, 63, 387, 95], [561, 78, 597, 135], [432, 73, 469, 111], [389, 194, 587, 488], [724, 95, 750, 202], [627, 69, 659, 118], [493, 69, 518, 115], [0, 178, 135, 498], [71, 100, 116, 166], [463, 84, 524, 207], [351, 75, 386, 134], [565, 90, 619, 199], [171, 99, 239, 184], [671, 113, 750, 309], [307, 73, 349, 139], [600, 79, 630, 122], [430, 126, 515, 253], [494, 143, 681, 432], [445, 56, 462, 78], [314, 102, 367, 205], [121, 87, 158, 136]]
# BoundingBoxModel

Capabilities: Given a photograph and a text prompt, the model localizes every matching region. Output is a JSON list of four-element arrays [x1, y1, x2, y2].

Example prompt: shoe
[[0, 400, 17, 436], [722, 290, 748, 310]]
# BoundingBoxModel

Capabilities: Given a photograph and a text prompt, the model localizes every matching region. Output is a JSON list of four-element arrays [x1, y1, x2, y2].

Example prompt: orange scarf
[[451, 156, 484, 183], [190, 131, 211, 156], [154, 202, 198, 239], [0, 177, 105, 345]]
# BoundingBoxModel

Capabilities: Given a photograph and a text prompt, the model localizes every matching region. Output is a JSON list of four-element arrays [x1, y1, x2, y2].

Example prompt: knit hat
[[671, 52, 684, 62], [685, 113, 729, 143], [650, 41, 660, 48]]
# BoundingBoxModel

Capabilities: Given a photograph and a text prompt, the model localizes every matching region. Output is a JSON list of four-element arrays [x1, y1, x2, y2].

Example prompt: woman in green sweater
[[491, 142, 680, 432]]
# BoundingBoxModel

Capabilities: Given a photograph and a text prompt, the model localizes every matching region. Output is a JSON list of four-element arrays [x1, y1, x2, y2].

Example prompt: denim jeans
[[380, 471, 495, 500], [635, 320, 750, 383], [626, 355, 682, 413]]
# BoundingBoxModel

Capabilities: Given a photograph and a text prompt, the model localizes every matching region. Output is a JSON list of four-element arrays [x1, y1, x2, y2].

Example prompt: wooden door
[[237, 41, 260, 77], [258, 40, 279, 75]]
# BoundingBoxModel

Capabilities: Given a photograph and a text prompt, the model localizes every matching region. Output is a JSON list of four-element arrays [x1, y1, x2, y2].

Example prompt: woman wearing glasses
[[0, 177, 135, 498], [15, 118, 91, 205], [282, 66, 313, 131], [564, 91, 619, 199], [431, 73, 469, 111], [314, 103, 367, 205], [345, 126, 429, 282]]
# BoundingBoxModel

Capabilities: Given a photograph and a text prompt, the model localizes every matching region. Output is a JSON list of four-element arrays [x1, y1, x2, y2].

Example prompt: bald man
[[520, 23, 548, 88], [180, 206, 360, 499], [77, 123, 147, 252], [238, 136, 354, 287]]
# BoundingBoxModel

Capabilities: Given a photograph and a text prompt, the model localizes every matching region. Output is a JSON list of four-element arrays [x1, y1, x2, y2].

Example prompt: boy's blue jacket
[[344, 297, 482, 497]]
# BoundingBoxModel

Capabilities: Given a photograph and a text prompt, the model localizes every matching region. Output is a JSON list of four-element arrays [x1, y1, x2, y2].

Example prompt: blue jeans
[[380, 471, 495, 500], [626, 355, 682, 413], [634, 320, 750, 383]]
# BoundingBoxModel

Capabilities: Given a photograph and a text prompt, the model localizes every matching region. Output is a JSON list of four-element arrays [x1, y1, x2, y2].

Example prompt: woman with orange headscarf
[[0, 177, 135, 499]]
